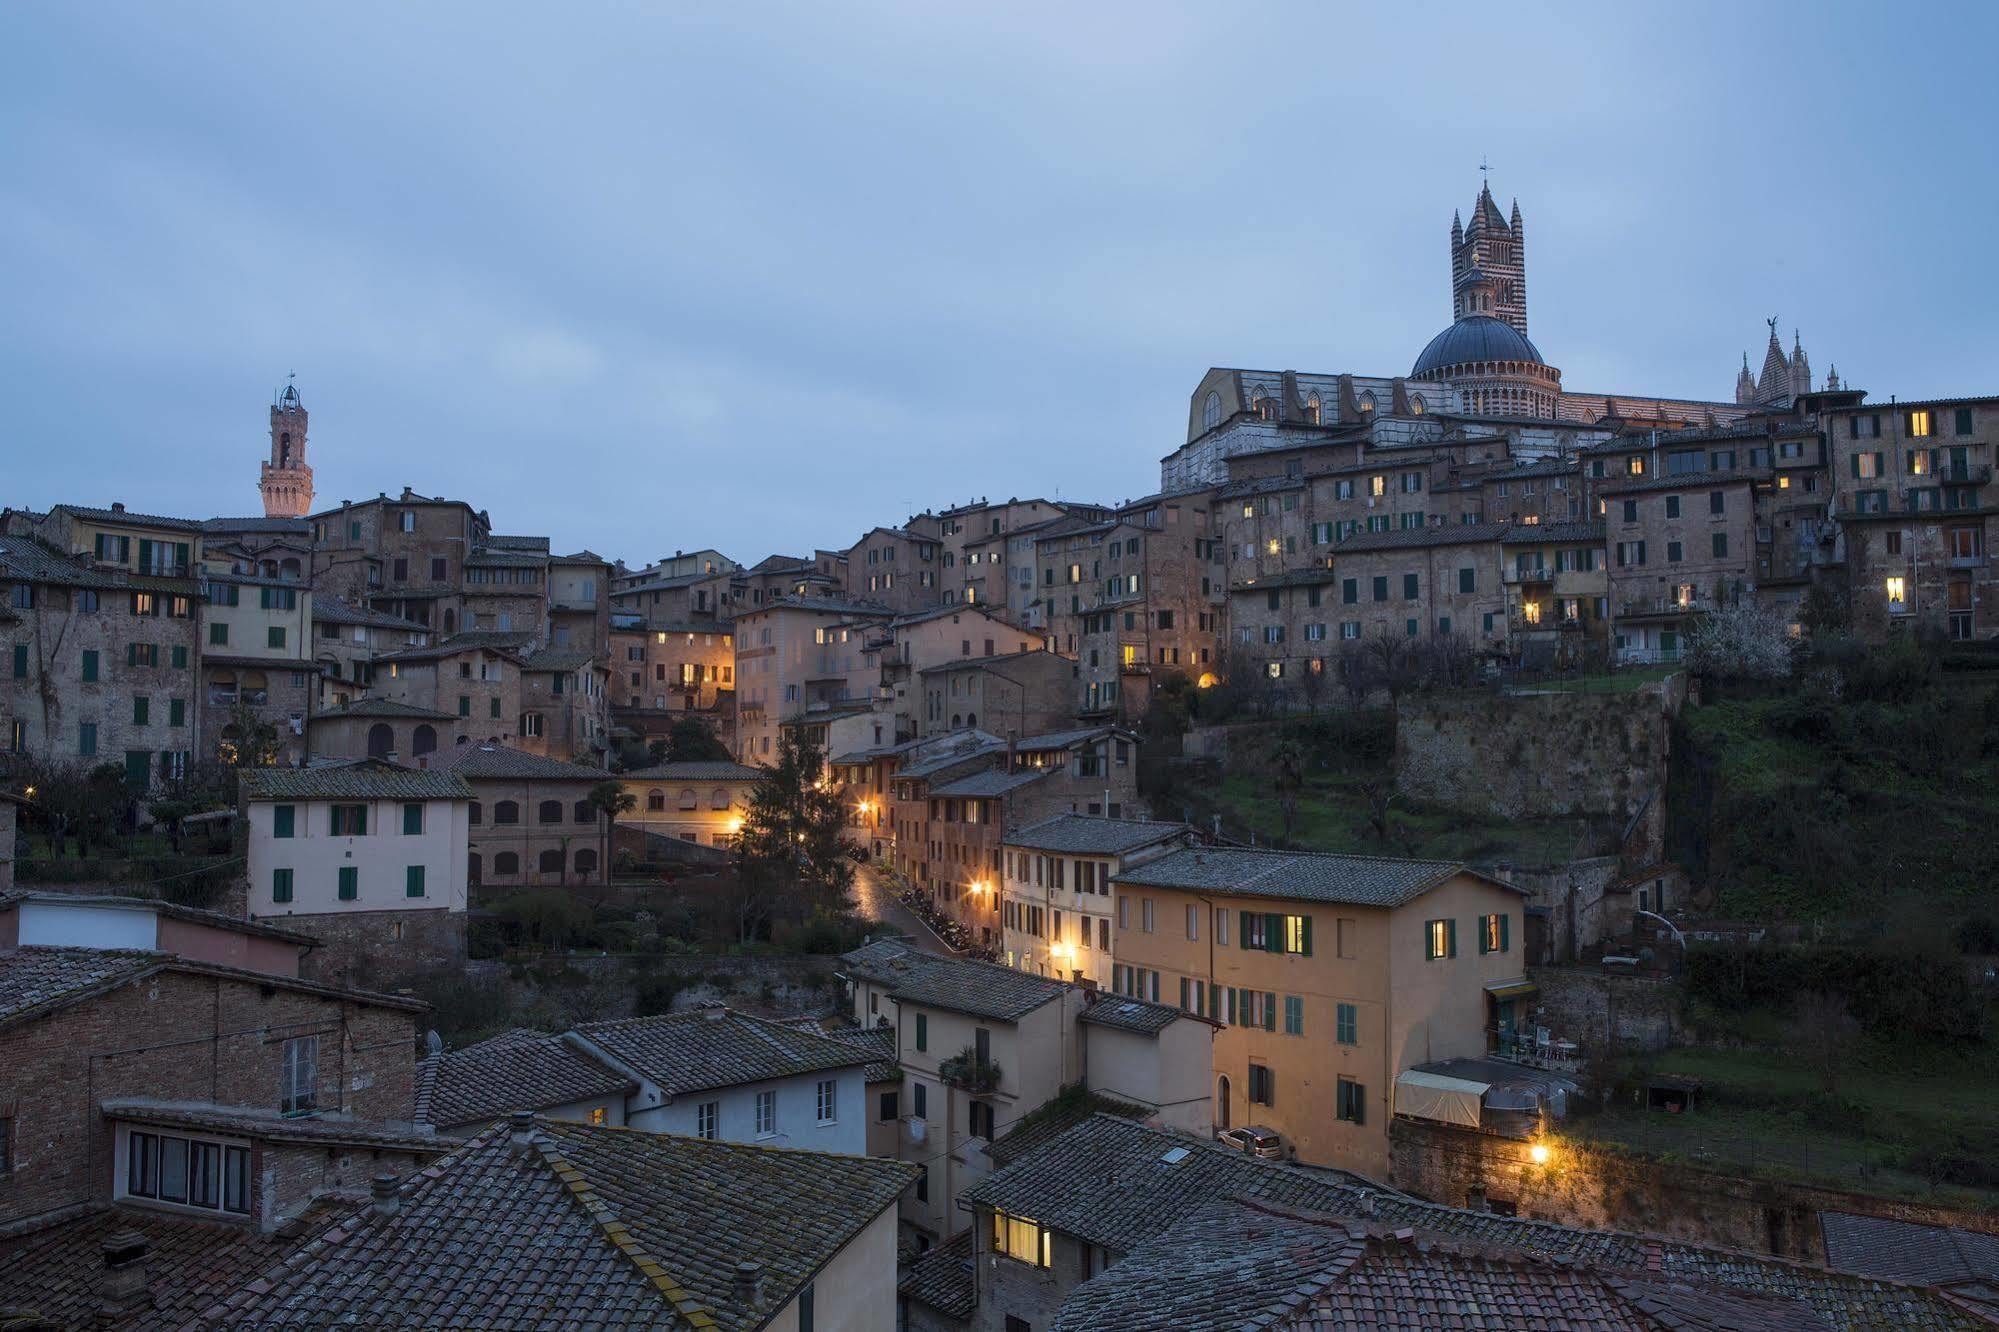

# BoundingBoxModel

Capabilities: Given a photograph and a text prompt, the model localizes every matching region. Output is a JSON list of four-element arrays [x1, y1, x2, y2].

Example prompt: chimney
[[370, 1173, 400, 1217], [509, 1109, 537, 1154], [109, 502, 126, 513], [95, 1230, 153, 1321], [732, 1261, 766, 1309], [1356, 1189, 1376, 1218]]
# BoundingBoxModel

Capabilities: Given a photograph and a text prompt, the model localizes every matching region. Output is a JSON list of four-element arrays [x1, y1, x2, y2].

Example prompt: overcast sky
[[3, 3, 1989, 565]]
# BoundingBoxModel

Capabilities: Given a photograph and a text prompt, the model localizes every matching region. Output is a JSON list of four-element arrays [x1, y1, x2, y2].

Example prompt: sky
[[3, 2, 1992, 566]]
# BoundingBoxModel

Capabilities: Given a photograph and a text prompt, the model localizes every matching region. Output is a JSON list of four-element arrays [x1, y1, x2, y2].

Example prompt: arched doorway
[[468, 853, 482, 886], [412, 724, 437, 757], [1216, 1075, 1232, 1130], [366, 723, 394, 758]]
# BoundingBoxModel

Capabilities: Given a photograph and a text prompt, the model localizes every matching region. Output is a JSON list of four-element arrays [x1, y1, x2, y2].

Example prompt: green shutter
[[1264, 912, 1283, 953], [1478, 918, 1489, 954], [174, 542, 189, 570], [1446, 918, 1458, 958], [169, 698, 184, 727], [1226, 987, 1237, 1025], [1300, 915, 1313, 957], [406, 865, 426, 898], [403, 803, 423, 835], [1239, 910, 1253, 949], [80, 650, 98, 682], [272, 868, 293, 903], [171, 646, 186, 668], [338, 867, 358, 901], [273, 805, 295, 838], [1500, 913, 1511, 953], [915, 1013, 927, 1051], [1207, 985, 1220, 1021], [133, 697, 148, 725], [11, 645, 26, 678], [1263, 992, 1276, 1032], [138, 539, 153, 570]]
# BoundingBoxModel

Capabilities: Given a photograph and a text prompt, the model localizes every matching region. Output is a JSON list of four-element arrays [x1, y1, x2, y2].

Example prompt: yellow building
[[617, 760, 763, 848], [1108, 846, 1528, 1178]]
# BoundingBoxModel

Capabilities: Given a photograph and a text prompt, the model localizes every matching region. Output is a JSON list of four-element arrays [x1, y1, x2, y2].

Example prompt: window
[[79, 722, 97, 757], [1710, 490, 1726, 515], [1247, 1063, 1275, 1106], [1909, 409, 1933, 437], [271, 868, 294, 904], [915, 1013, 928, 1052], [1712, 533, 1729, 558], [338, 867, 358, 901], [1667, 541, 1683, 564], [697, 1101, 718, 1139], [1479, 912, 1511, 954], [1372, 576, 1388, 602], [1665, 496, 1680, 519], [406, 865, 426, 898], [124, 1132, 249, 1215], [816, 1078, 838, 1124], [912, 1082, 927, 1119], [1425, 918, 1457, 960], [1337, 1076, 1366, 1124], [331, 804, 368, 836], [1283, 995, 1304, 1035], [1337, 1002, 1358, 1045], [879, 1090, 899, 1122], [494, 801, 519, 825], [1622, 500, 1638, 522], [995, 1212, 1051, 1268], [282, 1036, 318, 1113], [402, 803, 424, 835], [755, 1089, 777, 1137], [970, 1100, 996, 1141]]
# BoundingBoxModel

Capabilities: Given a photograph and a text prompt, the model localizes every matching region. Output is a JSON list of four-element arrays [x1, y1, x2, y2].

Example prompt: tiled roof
[[1819, 1211, 1999, 1289], [967, 1116, 1982, 1332], [621, 760, 764, 782], [464, 549, 548, 568], [896, 741, 1005, 781], [201, 516, 313, 534], [520, 647, 595, 673], [927, 768, 1047, 799], [782, 1018, 900, 1083], [0, 947, 158, 1026], [898, 1230, 977, 1319], [307, 697, 456, 721], [1598, 466, 1772, 497], [308, 597, 431, 631], [192, 1118, 917, 1330], [373, 630, 538, 663], [572, 1009, 874, 1096], [1013, 724, 1135, 752], [746, 595, 894, 617], [1502, 520, 1606, 544], [1333, 523, 1513, 553], [414, 1030, 634, 1131], [54, 503, 202, 531], [1077, 995, 1193, 1036], [426, 742, 612, 783], [1112, 846, 1509, 908], [1230, 568, 1341, 592], [0, 1203, 348, 1330], [1051, 1198, 1834, 1332], [100, 1100, 446, 1153], [0, 535, 196, 592], [1005, 815, 1191, 856], [238, 760, 472, 803], [839, 939, 1070, 1022], [484, 534, 552, 552], [916, 649, 1066, 676]]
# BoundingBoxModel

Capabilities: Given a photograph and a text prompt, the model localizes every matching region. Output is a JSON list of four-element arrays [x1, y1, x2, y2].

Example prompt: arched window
[[574, 848, 598, 877], [1202, 390, 1222, 430], [1251, 388, 1276, 422], [1409, 394, 1427, 416], [280, 557, 302, 579], [966, 712, 977, 727], [1304, 392, 1321, 425], [493, 852, 519, 876], [709, 788, 730, 810], [366, 723, 394, 759], [647, 789, 665, 812], [538, 800, 563, 824], [240, 670, 269, 704], [468, 853, 482, 885], [412, 724, 437, 757], [538, 848, 564, 875], [678, 788, 697, 810], [573, 799, 594, 823], [455, 734, 469, 746], [1216, 1074, 1232, 1130], [468, 802, 483, 826], [951, 714, 962, 727], [494, 801, 520, 825], [442, 608, 457, 634], [1357, 390, 1377, 414]]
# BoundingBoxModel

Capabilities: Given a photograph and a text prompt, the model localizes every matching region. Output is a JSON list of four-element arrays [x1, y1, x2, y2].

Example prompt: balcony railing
[[1939, 465, 1992, 486], [1500, 566, 1553, 586]]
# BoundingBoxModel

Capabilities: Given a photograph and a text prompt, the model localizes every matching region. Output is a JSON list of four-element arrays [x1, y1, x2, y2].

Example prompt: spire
[[1510, 197, 1522, 228], [1790, 330, 1812, 399], [1735, 352, 1757, 406], [1756, 317, 1790, 404]]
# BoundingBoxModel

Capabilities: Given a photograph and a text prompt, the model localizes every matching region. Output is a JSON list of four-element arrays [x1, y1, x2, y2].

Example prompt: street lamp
[[1529, 1141, 1551, 1166]]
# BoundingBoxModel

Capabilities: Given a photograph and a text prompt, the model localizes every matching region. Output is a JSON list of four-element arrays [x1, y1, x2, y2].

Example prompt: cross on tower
[[1479, 154, 1490, 182]]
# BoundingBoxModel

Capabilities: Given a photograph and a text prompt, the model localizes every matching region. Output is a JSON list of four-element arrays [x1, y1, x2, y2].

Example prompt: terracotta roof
[[572, 1009, 874, 1096], [1230, 568, 1341, 591], [1501, 520, 1606, 544], [0, 535, 198, 593], [99, 1100, 446, 1153], [1077, 995, 1196, 1036], [191, 1117, 916, 1330], [1598, 466, 1771, 497], [414, 1030, 634, 1131], [620, 761, 763, 782], [238, 760, 471, 803], [306, 697, 456, 721], [426, 742, 612, 783], [781, 1019, 900, 1083], [372, 630, 538, 664], [969, 1117, 1981, 1332], [915, 649, 1068, 676], [309, 598, 431, 632], [1333, 523, 1513, 554], [0, 1203, 348, 1330], [54, 504, 202, 531], [0, 947, 427, 1030], [1005, 814, 1192, 856], [898, 1230, 976, 1319], [839, 939, 1070, 1022], [1012, 724, 1137, 752], [519, 647, 595, 674], [1112, 846, 1514, 908], [201, 516, 313, 535], [927, 768, 1047, 799]]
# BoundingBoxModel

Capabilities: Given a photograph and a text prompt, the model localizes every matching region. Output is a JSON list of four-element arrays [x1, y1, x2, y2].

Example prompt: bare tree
[[1271, 736, 1306, 842], [1298, 658, 1328, 713], [1790, 989, 1860, 1093]]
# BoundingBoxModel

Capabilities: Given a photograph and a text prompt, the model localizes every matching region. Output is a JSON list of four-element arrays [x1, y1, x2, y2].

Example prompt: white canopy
[[1393, 1069, 1488, 1129]]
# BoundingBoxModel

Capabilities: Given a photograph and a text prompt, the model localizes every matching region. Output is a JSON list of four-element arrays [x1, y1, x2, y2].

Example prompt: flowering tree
[[1684, 601, 1795, 681]]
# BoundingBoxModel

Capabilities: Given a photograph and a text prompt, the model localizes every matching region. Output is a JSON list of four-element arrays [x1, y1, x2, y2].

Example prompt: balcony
[[1948, 554, 1988, 570], [1939, 465, 1992, 486], [1500, 565, 1554, 586]]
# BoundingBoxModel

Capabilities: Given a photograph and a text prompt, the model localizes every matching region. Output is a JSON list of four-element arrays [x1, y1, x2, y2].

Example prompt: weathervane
[[1479, 154, 1491, 182]]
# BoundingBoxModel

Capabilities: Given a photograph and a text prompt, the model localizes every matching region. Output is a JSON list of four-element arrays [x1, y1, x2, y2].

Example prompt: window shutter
[[1226, 987, 1237, 1025], [1239, 910, 1253, 949], [1300, 915, 1313, 957], [1446, 919, 1458, 958], [1500, 914, 1511, 952], [1265, 913, 1283, 953], [1262, 993, 1276, 1032], [1208, 985, 1220, 1021], [138, 539, 153, 570], [1478, 920, 1489, 955], [1179, 977, 1189, 1010], [126, 643, 137, 667]]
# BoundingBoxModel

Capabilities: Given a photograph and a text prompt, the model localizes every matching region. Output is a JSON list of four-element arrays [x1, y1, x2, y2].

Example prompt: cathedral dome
[[1412, 315, 1545, 377]]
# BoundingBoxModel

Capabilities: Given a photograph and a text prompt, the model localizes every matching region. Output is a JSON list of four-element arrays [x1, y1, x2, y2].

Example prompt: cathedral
[[258, 379, 314, 518], [1735, 319, 1819, 410]]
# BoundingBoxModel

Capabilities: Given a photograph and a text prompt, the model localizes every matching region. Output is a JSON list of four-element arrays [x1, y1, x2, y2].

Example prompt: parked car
[[1217, 1125, 1288, 1160]]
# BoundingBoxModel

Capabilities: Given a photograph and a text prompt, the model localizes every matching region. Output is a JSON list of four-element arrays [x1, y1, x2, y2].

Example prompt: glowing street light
[[1529, 1141, 1551, 1166]]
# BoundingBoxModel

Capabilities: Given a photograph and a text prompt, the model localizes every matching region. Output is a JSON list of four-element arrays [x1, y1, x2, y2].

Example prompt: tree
[[667, 716, 732, 763], [218, 701, 283, 770], [1790, 988, 1860, 1094], [1298, 658, 1328, 712], [584, 780, 637, 885], [1798, 578, 1850, 641], [1271, 736, 1306, 843], [22, 758, 128, 858], [1684, 601, 1795, 682], [730, 731, 855, 943]]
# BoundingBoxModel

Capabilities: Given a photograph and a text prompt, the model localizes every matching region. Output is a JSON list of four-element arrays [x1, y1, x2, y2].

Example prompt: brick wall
[[289, 907, 466, 991]]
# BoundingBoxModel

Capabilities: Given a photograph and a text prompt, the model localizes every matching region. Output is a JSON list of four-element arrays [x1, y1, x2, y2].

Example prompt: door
[[1216, 1075, 1231, 1130]]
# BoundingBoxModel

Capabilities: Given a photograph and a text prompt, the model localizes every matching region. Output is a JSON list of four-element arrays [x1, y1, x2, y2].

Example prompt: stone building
[[918, 648, 1075, 739], [426, 740, 616, 889], [732, 596, 894, 764], [308, 596, 430, 709], [844, 526, 946, 612], [458, 534, 551, 638], [193, 565, 314, 767], [1601, 469, 1766, 665], [1107, 846, 1528, 1178], [607, 622, 735, 712], [1500, 521, 1609, 668], [0, 517, 203, 791], [617, 758, 762, 850], [241, 760, 472, 982], [878, 604, 1049, 738], [309, 489, 489, 634], [546, 549, 611, 656]]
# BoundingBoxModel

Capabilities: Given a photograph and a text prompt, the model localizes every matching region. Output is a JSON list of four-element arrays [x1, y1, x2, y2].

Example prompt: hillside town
[[3, 173, 1998, 1330]]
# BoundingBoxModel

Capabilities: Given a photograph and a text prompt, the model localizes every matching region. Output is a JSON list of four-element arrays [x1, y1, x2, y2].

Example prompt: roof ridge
[[530, 1131, 718, 1327]]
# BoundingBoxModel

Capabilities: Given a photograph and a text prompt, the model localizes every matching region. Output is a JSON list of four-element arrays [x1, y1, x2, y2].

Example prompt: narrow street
[[850, 859, 953, 955]]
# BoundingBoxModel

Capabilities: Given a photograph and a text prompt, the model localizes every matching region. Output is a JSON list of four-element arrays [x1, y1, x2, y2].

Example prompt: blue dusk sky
[[1, 2, 1989, 563]]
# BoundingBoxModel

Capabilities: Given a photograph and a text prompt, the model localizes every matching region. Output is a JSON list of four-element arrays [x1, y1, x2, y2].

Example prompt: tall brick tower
[[259, 378, 314, 518], [1450, 183, 1528, 336]]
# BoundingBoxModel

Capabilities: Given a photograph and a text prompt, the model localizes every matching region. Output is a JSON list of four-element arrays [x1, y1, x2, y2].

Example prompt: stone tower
[[1451, 183, 1528, 335], [259, 380, 314, 519]]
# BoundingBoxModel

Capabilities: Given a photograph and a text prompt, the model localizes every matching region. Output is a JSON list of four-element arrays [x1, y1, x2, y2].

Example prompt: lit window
[[1910, 409, 1933, 437], [995, 1212, 1052, 1267], [1886, 576, 1908, 612], [1369, 476, 1386, 498], [1521, 601, 1541, 625], [589, 1106, 608, 1126], [1424, 918, 1456, 960], [1628, 457, 1645, 476]]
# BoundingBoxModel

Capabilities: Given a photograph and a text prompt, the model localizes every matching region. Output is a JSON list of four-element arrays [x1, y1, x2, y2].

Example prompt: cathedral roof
[[1412, 315, 1545, 377]]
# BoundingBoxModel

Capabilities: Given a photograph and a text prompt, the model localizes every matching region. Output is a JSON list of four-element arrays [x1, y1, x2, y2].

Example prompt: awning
[[1485, 978, 1538, 1001], [1394, 1069, 1488, 1129]]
